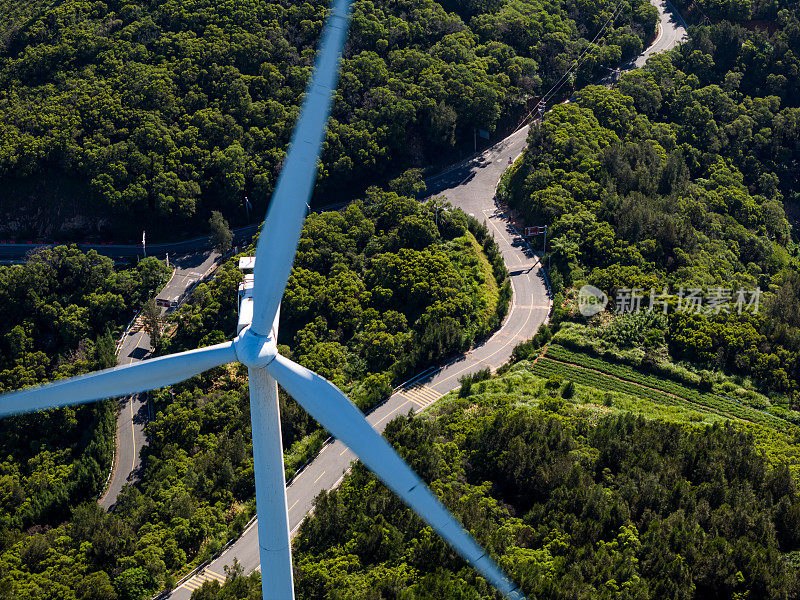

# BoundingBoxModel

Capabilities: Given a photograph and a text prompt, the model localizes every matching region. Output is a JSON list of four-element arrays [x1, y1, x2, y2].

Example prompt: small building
[[155, 296, 180, 309], [238, 257, 256, 334]]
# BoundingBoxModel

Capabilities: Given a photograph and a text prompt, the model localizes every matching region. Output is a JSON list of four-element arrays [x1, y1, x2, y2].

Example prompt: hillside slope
[[0, 0, 657, 237]]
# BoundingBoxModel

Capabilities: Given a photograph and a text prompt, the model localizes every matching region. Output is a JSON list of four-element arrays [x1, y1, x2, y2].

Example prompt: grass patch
[[448, 232, 499, 331], [284, 429, 328, 481], [467, 231, 499, 325], [429, 360, 800, 478]]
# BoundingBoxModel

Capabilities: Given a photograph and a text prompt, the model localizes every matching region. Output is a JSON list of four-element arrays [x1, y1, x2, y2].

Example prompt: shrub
[[699, 370, 714, 392], [511, 324, 553, 362], [545, 375, 563, 390], [459, 368, 492, 397], [459, 375, 473, 397]]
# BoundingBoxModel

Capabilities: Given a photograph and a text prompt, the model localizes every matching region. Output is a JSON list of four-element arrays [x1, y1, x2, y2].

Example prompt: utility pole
[[244, 196, 252, 222], [473, 128, 477, 152], [142, 231, 146, 258], [542, 225, 548, 273], [165, 252, 169, 268], [542, 225, 547, 255]]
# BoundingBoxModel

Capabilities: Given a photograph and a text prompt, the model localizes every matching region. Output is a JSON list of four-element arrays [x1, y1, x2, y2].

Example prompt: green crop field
[[431, 358, 800, 478], [534, 347, 792, 432]]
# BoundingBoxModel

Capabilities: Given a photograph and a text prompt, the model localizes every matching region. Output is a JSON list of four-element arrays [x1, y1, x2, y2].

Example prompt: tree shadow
[[425, 155, 493, 196], [128, 347, 149, 361], [171, 249, 215, 270]]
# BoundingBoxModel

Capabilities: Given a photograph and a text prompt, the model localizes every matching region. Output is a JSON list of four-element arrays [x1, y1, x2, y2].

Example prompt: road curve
[[164, 2, 686, 595], [166, 128, 551, 599], [636, 0, 688, 69], [99, 250, 221, 509]]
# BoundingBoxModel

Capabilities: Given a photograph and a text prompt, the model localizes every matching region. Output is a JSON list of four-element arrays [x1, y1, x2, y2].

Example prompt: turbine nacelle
[[238, 256, 257, 334], [0, 1, 528, 597], [236, 255, 281, 369], [234, 327, 278, 370]]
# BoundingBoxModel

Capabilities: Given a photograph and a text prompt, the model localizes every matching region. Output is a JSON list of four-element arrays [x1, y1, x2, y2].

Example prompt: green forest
[[193, 360, 800, 599], [163, 186, 509, 477], [0, 249, 170, 595], [502, 6, 800, 408], [0, 0, 656, 236], [193, 4, 800, 600], [0, 190, 508, 599], [672, 0, 800, 22], [7, 0, 800, 598]]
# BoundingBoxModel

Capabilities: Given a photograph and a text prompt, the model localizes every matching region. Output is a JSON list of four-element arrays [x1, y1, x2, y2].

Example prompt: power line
[[541, 0, 628, 103], [516, 0, 628, 128]]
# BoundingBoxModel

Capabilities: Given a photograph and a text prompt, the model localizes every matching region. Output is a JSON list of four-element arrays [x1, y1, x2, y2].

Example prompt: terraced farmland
[[532, 347, 791, 432]]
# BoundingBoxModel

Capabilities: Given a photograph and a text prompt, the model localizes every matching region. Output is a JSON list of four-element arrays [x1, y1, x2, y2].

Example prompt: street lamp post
[[542, 225, 547, 256], [542, 226, 549, 274]]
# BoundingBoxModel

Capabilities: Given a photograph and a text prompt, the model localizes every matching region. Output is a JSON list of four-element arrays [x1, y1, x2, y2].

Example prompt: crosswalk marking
[[400, 384, 441, 409], [182, 568, 226, 591]]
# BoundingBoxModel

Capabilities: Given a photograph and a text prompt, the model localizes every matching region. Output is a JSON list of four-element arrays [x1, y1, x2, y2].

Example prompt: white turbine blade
[[250, 0, 352, 336], [247, 367, 295, 599], [0, 342, 237, 418], [266, 354, 526, 600]]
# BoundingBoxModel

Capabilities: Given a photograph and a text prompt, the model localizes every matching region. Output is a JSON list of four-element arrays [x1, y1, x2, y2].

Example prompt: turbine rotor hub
[[234, 327, 278, 369]]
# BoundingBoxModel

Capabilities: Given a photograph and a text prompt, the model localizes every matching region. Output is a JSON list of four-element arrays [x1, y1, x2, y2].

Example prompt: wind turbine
[[0, 0, 527, 598]]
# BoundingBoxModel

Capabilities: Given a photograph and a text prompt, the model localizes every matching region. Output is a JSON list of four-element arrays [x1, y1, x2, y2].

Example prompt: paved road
[[635, 0, 688, 68], [0, 200, 350, 264], [167, 98, 553, 600], [165, 2, 688, 594], [0, 227, 257, 263], [99, 250, 221, 509], [158, 250, 222, 305]]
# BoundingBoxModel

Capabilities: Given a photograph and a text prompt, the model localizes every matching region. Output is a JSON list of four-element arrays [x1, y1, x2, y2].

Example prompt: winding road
[[163, 2, 687, 595], [99, 250, 222, 509], [169, 138, 552, 596], [636, 0, 688, 68]]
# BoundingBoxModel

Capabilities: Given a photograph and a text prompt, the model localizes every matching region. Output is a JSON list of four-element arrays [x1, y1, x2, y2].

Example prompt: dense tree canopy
[[0, 247, 169, 584], [672, 0, 800, 22], [197, 362, 800, 599], [165, 187, 510, 475], [0, 191, 509, 599], [504, 10, 800, 404], [12, 3, 800, 600], [168, 187, 509, 391], [0, 0, 656, 237]]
